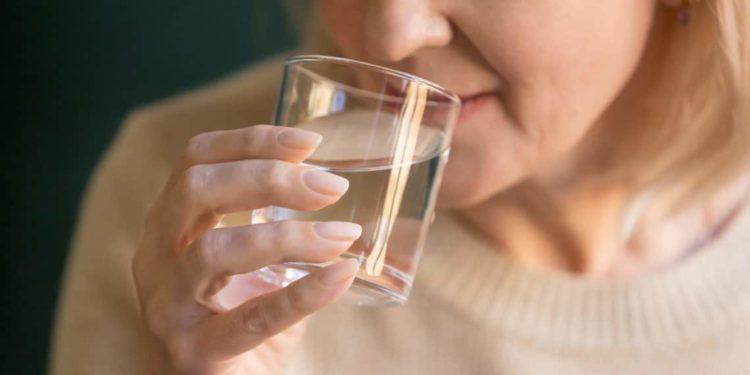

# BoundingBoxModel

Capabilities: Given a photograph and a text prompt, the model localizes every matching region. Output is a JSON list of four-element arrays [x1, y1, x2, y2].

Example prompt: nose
[[362, 0, 452, 62]]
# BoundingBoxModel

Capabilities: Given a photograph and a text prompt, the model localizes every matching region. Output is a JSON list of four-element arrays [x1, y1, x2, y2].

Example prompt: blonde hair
[[294, 1, 750, 213], [601, 0, 750, 213]]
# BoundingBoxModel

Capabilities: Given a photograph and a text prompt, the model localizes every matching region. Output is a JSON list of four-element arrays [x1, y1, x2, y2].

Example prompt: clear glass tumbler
[[255, 55, 460, 306]]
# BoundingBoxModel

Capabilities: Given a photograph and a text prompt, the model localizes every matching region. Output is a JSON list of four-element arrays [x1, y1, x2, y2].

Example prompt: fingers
[[193, 259, 360, 361], [149, 125, 335, 255], [182, 160, 348, 212], [181, 125, 322, 168], [155, 160, 350, 252], [182, 221, 362, 285]]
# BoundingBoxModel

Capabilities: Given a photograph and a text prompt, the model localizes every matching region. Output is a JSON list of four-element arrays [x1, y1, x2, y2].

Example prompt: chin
[[436, 187, 484, 210], [434, 92, 536, 209], [435, 144, 532, 209], [435, 162, 504, 209]]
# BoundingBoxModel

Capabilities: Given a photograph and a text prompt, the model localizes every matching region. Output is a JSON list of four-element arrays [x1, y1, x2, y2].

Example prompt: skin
[[317, 0, 738, 275], [321, 0, 654, 206], [133, 0, 738, 373]]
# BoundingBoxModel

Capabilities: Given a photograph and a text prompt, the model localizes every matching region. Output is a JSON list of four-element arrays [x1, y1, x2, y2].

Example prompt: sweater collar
[[415, 204, 750, 349]]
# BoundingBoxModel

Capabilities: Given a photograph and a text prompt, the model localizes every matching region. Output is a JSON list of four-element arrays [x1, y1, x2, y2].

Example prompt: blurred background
[[2, 1, 296, 372]]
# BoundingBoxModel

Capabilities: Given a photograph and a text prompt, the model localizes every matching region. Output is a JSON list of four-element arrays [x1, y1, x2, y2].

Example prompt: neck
[[458, 172, 749, 279], [459, 178, 632, 277]]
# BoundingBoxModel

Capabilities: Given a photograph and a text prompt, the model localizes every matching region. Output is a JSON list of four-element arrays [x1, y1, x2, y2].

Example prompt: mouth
[[381, 80, 499, 122], [458, 91, 496, 103], [457, 91, 499, 122]]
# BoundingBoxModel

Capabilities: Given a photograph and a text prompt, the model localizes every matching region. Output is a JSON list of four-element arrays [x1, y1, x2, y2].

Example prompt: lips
[[457, 91, 499, 122], [381, 79, 498, 122], [459, 92, 494, 103]]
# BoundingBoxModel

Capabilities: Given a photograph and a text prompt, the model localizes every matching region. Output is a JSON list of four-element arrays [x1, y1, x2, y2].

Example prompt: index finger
[[180, 125, 322, 169]]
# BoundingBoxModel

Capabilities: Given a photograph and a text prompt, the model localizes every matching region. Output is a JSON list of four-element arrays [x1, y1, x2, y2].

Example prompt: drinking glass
[[255, 55, 460, 306]]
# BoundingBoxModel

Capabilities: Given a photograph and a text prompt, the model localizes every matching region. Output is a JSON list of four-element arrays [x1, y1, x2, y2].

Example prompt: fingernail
[[302, 169, 349, 196], [277, 128, 322, 150], [314, 221, 362, 241], [319, 258, 360, 285]]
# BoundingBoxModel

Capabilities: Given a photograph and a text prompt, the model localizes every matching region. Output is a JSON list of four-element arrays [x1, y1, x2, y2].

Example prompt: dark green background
[[3, 1, 297, 372]]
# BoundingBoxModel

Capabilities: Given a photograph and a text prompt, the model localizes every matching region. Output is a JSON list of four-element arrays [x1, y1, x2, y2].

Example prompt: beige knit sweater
[[51, 57, 750, 374]]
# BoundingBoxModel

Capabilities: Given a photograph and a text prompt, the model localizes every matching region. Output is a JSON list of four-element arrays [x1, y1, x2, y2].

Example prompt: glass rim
[[285, 54, 462, 107]]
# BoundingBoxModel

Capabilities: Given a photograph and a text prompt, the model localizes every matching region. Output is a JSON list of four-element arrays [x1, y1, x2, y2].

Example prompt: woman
[[52, 0, 750, 374]]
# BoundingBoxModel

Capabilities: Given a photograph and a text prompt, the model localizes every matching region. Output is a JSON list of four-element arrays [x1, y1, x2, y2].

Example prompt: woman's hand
[[132, 125, 361, 374]]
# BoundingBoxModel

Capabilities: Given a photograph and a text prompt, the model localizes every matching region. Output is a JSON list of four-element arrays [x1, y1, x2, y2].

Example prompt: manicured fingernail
[[302, 169, 349, 196], [277, 128, 322, 150], [320, 258, 360, 285], [314, 221, 362, 241]]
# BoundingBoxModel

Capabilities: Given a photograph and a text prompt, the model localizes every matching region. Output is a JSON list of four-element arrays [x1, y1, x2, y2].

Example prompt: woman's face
[[316, 0, 657, 207]]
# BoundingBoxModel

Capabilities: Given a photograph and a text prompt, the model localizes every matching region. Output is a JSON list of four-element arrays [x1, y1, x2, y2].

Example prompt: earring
[[677, 0, 692, 26]]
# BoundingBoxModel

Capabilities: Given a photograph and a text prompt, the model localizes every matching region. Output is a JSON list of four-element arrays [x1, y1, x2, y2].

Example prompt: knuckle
[[166, 334, 197, 371], [271, 223, 296, 262], [286, 283, 317, 316], [259, 160, 290, 193], [272, 220, 298, 244], [184, 133, 210, 164], [142, 295, 170, 337], [181, 165, 210, 201], [242, 125, 273, 153], [240, 301, 271, 335], [240, 127, 262, 154], [193, 231, 224, 271]]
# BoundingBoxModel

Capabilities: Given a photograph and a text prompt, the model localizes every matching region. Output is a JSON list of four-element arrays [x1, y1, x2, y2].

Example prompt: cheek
[[496, 1, 655, 148], [438, 1, 655, 207]]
